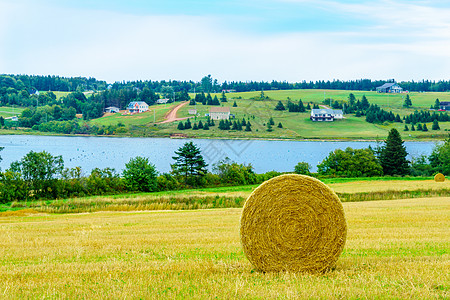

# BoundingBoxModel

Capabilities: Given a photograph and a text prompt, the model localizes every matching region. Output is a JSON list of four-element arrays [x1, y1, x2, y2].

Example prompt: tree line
[[4, 75, 450, 103]]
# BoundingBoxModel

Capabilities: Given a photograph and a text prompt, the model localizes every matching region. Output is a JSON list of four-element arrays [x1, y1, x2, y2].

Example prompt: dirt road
[[159, 101, 191, 124]]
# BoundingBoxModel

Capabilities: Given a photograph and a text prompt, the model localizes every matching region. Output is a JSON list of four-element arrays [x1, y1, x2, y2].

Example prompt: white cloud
[[1, 0, 450, 82]]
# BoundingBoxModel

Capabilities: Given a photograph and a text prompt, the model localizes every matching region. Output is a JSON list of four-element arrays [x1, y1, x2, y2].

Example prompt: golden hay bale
[[240, 174, 347, 273], [434, 173, 445, 182]]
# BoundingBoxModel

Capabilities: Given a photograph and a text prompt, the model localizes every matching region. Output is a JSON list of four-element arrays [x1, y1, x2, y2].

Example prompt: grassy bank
[[2, 178, 448, 214], [0, 197, 448, 298]]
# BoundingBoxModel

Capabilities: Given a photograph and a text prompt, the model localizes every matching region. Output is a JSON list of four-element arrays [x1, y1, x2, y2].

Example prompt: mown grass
[[0, 198, 448, 299]]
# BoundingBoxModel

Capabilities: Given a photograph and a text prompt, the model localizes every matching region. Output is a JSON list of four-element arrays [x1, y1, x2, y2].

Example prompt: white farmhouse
[[310, 109, 343, 121], [105, 106, 120, 113], [127, 101, 149, 113], [209, 107, 230, 120], [156, 98, 170, 104]]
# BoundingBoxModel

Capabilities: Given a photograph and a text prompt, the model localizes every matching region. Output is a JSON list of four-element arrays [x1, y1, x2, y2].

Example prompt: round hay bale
[[240, 174, 347, 273], [434, 173, 445, 182]]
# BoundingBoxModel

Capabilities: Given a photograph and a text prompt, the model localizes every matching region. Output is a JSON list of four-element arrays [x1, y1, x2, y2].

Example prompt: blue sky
[[1, 0, 450, 83]]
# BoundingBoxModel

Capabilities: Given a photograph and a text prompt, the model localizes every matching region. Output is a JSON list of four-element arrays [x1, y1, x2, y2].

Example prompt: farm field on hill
[[210, 89, 450, 109], [1, 197, 448, 299], [0, 106, 24, 118]]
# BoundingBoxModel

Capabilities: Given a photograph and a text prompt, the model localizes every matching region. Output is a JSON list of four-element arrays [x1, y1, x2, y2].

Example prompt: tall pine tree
[[171, 142, 208, 186], [378, 128, 409, 175]]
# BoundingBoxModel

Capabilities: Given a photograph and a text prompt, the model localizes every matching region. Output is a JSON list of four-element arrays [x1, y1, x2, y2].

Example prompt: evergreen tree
[[198, 120, 203, 129], [268, 117, 275, 125], [192, 123, 198, 130], [423, 123, 428, 131], [404, 124, 409, 131], [206, 93, 213, 105], [242, 118, 246, 126], [233, 101, 237, 107], [298, 100, 305, 112], [218, 120, 225, 130], [278, 122, 283, 128], [432, 119, 440, 130], [0, 116, 4, 126], [275, 101, 285, 111], [403, 94, 412, 108], [411, 124, 415, 131], [203, 122, 209, 130], [177, 121, 184, 130], [378, 128, 409, 176], [434, 98, 440, 110], [212, 95, 220, 105], [245, 122, 252, 131], [220, 91, 227, 102], [184, 118, 192, 129], [306, 103, 311, 110], [266, 123, 273, 132], [171, 142, 208, 186], [232, 121, 238, 130], [417, 123, 423, 131], [201, 92, 207, 105], [361, 95, 370, 110]]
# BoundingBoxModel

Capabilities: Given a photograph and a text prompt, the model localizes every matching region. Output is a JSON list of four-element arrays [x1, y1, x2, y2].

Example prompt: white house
[[127, 101, 149, 113], [156, 98, 170, 104], [188, 109, 197, 115], [105, 106, 120, 113], [376, 83, 403, 93], [310, 109, 343, 121], [439, 101, 450, 111], [209, 107, 230, 120]]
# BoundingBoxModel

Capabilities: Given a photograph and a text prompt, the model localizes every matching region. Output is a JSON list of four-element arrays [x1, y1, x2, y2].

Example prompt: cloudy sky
[[1, 0, 450, 83]]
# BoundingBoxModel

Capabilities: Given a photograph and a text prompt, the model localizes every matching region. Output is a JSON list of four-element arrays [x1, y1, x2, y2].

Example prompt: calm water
[[0, 135, 438, 174]]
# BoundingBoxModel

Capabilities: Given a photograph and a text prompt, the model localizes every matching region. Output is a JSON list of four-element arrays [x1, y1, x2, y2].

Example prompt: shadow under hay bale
[[240, 174, 347, 273], [434, 173, 445, 182]]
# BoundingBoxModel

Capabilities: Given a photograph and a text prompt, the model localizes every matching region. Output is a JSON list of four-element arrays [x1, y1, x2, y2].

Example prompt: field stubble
[[0, 197, 449, 299]]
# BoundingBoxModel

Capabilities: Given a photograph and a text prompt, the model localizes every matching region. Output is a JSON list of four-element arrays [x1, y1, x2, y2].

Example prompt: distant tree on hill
[[275, 101, 285, 111], [403, 94, 412, 108], [277, 122, 283, 128], [220, 91, 227, 102], [432, 119, 440, 130], [177, 122, 184, 130], [233, 101, 237, 107], [434, 99, 440, 110]]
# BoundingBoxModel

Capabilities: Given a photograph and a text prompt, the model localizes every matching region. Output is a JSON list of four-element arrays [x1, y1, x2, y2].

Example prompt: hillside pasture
[[168, 97, 450, 140], [213, 89, 450, 110], [0, 106, 24, 118], [0, 197, 448, 299]]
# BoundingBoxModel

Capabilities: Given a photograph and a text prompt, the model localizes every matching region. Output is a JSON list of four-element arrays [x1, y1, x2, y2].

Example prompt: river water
[[0, 135, 438, 174]]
